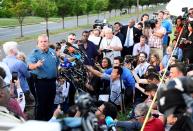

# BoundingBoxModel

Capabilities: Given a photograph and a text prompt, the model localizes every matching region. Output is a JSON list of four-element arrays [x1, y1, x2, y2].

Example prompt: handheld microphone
[[105, 116, 116, 131]]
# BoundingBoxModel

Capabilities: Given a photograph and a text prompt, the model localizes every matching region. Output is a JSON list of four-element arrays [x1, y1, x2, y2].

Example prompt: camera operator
[[158, 11, 172, 54], [148, 19, 166, 59], [96, 102, 117, 126], [181, 21, 193, 64]]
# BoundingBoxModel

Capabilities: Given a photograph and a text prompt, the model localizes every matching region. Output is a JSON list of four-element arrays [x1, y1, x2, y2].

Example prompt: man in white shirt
[[99, 28, 122, 63]]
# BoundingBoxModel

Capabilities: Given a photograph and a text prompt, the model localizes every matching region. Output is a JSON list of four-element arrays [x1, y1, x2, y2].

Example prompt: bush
[[0, 8, 12, 18]]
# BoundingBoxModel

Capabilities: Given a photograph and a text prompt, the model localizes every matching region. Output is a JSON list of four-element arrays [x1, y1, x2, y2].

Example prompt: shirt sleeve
[[101, 73, 110, 80], [132, 44, 138, 56], [104, 68, 113, 74], [19, 62, 30, 78], [27, 52, 38, 64], [125, 68, 136, 89]]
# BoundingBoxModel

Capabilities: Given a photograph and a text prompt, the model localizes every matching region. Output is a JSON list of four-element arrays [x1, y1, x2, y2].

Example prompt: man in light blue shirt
[[134, 52, 150, 78], [132, 35, 150, 58], [2, 41, 30, 93], [2, 41, 35, 119], [28, 34, 59, 121], [87, 66, 125, 106]]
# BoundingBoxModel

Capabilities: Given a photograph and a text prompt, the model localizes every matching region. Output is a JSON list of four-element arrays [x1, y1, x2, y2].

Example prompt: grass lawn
[[0, 16, 77, 27], [0, 14, 99, 28]]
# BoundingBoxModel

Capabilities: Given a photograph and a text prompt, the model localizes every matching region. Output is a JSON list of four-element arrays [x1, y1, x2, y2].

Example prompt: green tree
[[71, 0, 86, 27], [94, 0, 108, 19], [107, 0, 113, 18], [32, 0, 57, 38], [85, 0, 95, 25], [140, 0, 149, 10], [9, 0, 31, 37], [55, 0, 72, 29], [0, 0, 14, 17]]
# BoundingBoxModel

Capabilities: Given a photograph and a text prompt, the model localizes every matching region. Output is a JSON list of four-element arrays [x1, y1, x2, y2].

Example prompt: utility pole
[[137, 0, 139, 22]]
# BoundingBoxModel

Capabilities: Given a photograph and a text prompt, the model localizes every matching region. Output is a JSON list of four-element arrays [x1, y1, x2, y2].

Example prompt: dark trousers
[[124, 87, 134, 107], [35, 79, 56, 121], [121, 46, 134, 58]]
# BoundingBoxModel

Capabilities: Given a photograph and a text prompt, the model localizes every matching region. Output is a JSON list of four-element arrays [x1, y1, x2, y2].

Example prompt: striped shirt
[[148, 27, 166, 49]]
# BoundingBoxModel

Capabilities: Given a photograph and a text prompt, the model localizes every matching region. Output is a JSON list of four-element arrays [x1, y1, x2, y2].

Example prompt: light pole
[[137, 0, 139, 22]]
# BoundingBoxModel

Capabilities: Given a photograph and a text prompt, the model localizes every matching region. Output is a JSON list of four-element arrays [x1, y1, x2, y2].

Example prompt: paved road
[[0, 6, 146, 41], [0, 5, 164, 60]]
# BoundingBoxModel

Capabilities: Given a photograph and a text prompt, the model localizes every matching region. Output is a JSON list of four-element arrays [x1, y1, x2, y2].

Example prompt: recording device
[[144, 19, 156, 29], [93, 19, 113, 30], [60, 93, 107, 131], [12, 72, 18, 83], [182, 7, 189, 20], [101, 49, 113, 53], [105, 116, 116, 131]]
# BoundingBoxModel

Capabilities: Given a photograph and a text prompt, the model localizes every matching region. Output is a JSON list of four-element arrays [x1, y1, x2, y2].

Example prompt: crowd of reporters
[[0, 7, 193, 131]]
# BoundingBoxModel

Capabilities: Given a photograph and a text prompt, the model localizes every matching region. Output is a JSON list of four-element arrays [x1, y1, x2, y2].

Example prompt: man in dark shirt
[[114, 22, 124, 45], [78, 31, 98, 66]]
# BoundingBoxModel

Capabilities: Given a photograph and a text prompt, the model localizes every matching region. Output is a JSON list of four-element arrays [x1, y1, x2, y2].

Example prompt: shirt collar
[[39, 48, 50, 54]]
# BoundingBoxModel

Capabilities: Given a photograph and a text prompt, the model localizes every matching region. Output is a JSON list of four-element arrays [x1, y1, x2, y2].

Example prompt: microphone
[[105, 116, 116, 131], [60, 58, 76, 68]]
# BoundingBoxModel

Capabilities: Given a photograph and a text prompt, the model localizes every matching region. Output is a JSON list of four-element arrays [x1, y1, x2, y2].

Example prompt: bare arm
[[135, 83, 146, 95], [111, 46, 123, 51], [28, 60, 44, 70], [132, 70, 148, 84], [86, 66, 103, 78]]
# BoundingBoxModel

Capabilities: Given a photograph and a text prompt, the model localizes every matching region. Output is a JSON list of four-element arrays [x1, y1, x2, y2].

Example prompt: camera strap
[[97, 37, 103, 49]]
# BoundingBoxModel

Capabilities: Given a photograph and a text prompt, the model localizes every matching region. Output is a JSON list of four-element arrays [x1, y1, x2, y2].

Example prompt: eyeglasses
[[97, 107, 103, 113], [134, 114, 144, 119], [1, 84, 10, 89]]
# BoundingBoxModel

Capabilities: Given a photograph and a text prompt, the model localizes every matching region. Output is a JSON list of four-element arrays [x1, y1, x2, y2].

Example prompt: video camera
[[93, 19, 113, 30], [144, 19, 156, 29], [182, 7, 189, 20], [60, 93, 108, 131]]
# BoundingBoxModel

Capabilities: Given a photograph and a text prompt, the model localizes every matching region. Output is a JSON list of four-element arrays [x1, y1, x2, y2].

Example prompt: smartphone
[[12, 72, 18, 83]]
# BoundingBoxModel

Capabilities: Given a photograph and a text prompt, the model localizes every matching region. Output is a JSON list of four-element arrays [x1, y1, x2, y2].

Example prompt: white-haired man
[[2, 41, 34, 119], [99, 28, 123, 63]]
